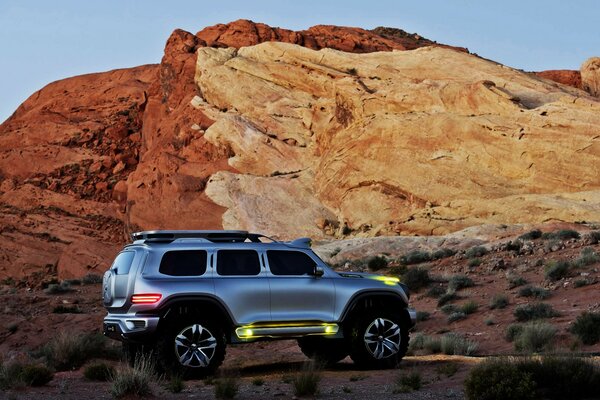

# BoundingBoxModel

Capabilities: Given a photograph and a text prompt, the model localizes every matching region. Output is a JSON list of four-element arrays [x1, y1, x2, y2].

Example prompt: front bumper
[[103, 314, 160, 341]]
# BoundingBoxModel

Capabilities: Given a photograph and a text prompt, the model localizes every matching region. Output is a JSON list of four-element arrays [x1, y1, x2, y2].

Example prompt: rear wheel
[[156, 318, 226, 378], [349, 312, 409, 369], [297, 337, 349, 365]]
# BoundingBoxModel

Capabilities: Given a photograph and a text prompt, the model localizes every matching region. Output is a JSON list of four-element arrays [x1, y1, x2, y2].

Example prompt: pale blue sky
[[1, 0, 598, 123]]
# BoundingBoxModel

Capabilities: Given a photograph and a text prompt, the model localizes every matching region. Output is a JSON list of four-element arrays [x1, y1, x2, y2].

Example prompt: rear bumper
[[103, 314, 160, 341]]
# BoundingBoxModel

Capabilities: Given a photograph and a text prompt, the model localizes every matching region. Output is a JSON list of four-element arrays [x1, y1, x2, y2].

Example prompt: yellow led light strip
[[235, 323, 339, 339]]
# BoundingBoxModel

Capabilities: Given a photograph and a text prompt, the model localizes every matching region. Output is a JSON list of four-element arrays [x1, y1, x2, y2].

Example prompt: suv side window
[[113, 251, 136, 275], [159, 250, 207, 276], [267, 250, 316, 276], [217, 250, 261, 276]]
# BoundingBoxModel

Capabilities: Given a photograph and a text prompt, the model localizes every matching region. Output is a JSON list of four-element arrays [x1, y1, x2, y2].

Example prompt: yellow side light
[[372, 276, 400, 285]]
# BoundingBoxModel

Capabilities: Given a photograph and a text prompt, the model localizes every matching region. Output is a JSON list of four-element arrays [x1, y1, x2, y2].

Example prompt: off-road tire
[[349, 311, 409, 369], [156, 318, 226, 378], [297, 337, 349, 365]]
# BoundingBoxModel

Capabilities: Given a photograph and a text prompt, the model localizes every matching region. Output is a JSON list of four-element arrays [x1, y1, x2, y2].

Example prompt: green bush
[[544, 260, 571, 281], [513, 322, 557, 353], [82, 274, 103, 285], [394, 370, 422, 393], [367, 256, 388, 271], [505, 240, 522, 252], [416, 311, 430, 322], [426, 285, 446, 298], [505, 324, 524, 342], [401, 266, 431, 291], [465, 246, 488, 258], [44, 281, 74, 294], [292, 363, 321, 397], [541, 229, 580, 240], [519, 229, 542, 241], [407, 333, 441, 355], [440, 333, 478, 355], [447, 311, 466, 323], [507, 275, 527, 289], [490, 294, 509, 309], [0, 362, 53, 389], [252, 377, 264, 386], [431, 248, 456, 260], [573, 278, 589, 288], [583, 230, 600, 244], [440, 304, 459, 315], [401, 250, 431, 265], [468, 258, 481, 267], [514, 303, 559, 322], [437, 292, 458, 307], [111, 355, 155, 398], [574, 247, 599, 267], [518, 286, 550, 299], [448, 274, 474, 291], [84, 362, 115, 381], [570, 312, 600, 345], [460, 300, 479, 315], [464, 358, 537, 400], [39, 332, 111, 371], [21, 364, 53, 387], [436, 363, 459, 377]]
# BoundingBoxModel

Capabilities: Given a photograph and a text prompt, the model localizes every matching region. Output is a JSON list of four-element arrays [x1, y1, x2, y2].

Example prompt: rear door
[[212, 249, 270, 324], [266, 250, 335, 322]]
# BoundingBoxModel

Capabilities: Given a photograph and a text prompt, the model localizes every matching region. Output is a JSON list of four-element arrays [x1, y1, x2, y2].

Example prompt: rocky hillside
[[0, 20, 599, 282]]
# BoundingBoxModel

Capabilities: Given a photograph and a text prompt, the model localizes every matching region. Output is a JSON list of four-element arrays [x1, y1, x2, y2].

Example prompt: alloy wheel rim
[[174, 324, 217, 367], [363, 317, 401, 359]]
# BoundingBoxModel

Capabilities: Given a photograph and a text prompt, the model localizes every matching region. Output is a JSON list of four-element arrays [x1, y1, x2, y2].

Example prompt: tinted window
[[113, 251, 135, 275], [159, 250, 207, 276], [217, 250, 260, 276], [267, 251, 316, 276]]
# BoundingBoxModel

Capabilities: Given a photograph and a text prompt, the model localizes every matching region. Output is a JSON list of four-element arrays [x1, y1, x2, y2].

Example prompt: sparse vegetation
[[349, 373, 367, 382], [541, 229, 580, 240], [436, 363, 459, 377], [416, 311, 430, 321], [110, 354, 155, 398], [519, 229, 542, 241], [489, 294, 509, 309], [518, 285, 550, 299], [82, 273, 103, 285], [394, 370, 422, 393], [507, 322, 557, 353], [544, 260, 571, 281], [441, 304, 459, 314], [465, 356, 600, 400], [426, 285, 446, 298], [468, 258, 482, 267], [44, 281, 74, 294], [215, 376, 239, 399], [507, 275, 527, 289], [401, 250, 431, 265], [447, 274, 474, 291], [437, 291, 458, 307], [460, 300, 479, 315], [367, 256, 388, 271], [84, 362, 115, 381], [52, 305, 82, 314], [401, 266, 431, 291], [252, 377, 265, 386], [573, 278, 590, 288], [570, 311, 600, 345], [38, 332, 114, 371], [1, 362, 53, 389], [447, 311, 467, 323], [465, 245, 488, 258], [574, 247, 599, 267], [514, 303, 559, 322], [431, 248, 456, 260], [292, 363, 321, 397], [407, 333, 442, 355], [166, 375, 185, 393], [440, 333, 478, 355], [346, 67, 358, 75]]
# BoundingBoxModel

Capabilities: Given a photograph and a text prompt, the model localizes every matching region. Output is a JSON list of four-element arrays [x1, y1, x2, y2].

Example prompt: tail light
[[131, 293, 162, 304]]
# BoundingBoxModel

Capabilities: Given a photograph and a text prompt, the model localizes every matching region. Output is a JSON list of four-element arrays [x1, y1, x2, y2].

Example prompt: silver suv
[[102, 230, 416, 376]]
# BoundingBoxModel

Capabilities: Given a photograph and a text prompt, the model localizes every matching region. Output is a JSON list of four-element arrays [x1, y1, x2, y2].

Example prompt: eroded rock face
[[581, 57, 600, 97], [535, 69, 582, 89]]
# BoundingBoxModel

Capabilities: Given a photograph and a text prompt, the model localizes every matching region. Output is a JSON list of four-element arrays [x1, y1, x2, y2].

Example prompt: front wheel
[[349, 313, 409, 369], [156, 319, 226, 378]]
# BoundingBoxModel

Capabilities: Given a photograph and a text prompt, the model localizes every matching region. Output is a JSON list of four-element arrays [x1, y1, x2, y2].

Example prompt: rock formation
[[581, 57, 600, 97], [0, 19, 599, 282]]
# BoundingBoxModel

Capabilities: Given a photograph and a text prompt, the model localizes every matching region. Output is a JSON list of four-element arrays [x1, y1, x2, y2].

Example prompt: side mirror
[[313, 266, 324, 277]]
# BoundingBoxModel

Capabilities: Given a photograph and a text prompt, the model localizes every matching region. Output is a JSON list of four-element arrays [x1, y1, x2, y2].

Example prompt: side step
[[235, 323, 339, 340]]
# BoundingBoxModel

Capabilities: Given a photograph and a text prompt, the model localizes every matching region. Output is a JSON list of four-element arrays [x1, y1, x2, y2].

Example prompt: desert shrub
[[542, 229, 580, 240], [407, 333, 441, 355], [460, 300, 479, 315], [447, 312, 466, 323], [52, 305, 82, 314], [166, 374, 185, 393], [505, 324, 524, 342], [507, 275, 527, 289], [513, 322, 557, 353], [544, 260, 571, 281], [437, 292, 458, 307], [111, 354, 155, 398], [440, 304, 459, 315], [505, 240, 523, 252], [465, 246, 488, 258], [468, 258, 481, 267], [0, 361, 54, 389], [292, 363, 321, 397], [394, 370, 422, 393], [440, 333, 478, 355], [388, 264, 407, 276], [426, 285, 446, 298], [20, 364, 52, 387], [401, 250, 431, 265], [367, 256, 388, 271], [82, 274, 103, 285], [574, 247, 599, 267], [447, 274, 474, 291], [485, 317, 495, 326], [84, 362, 115, 381], [490, 294, 509, 309], [570, 312, 600, 345], [583, 230, 600, 244], [436, 363, 459, 377], [416, 311, 430, 322], [64, 279, 81, 286], [252, 377, 264, 386], [514, 303, 559, 322], [519, 229, 542, 241], [573, 278, 589, 288], [518, 286, 550, 299], [39, 332, 110, 371], [401, 266, 431, 291], [431, 248, 456, 260], [44, 281, 74, 294], [464, 358, 537, 400]]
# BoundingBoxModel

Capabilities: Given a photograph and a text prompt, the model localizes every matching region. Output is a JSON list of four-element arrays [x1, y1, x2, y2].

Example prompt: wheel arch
[[153, 295, 236, 333], [339, 291, 411, 331]]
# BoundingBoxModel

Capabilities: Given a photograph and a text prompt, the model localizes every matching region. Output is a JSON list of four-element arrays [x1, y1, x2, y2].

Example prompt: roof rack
[[131, 230, 274, 244]]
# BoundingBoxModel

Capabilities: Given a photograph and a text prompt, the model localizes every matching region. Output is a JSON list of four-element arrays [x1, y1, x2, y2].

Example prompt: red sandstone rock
[[535, 69, 582, 89]]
